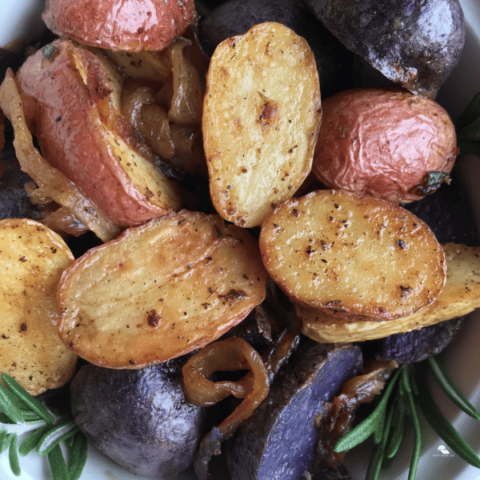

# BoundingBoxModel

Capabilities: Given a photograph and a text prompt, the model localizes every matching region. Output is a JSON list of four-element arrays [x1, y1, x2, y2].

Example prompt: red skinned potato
[[312, 88, 458, 203], [57, 211, 268, 369], [42, 0, 196, 52], [16, 40, 181, 228]]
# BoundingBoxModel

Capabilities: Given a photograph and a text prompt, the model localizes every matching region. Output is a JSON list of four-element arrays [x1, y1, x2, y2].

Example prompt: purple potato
[[376, 318, 464, 364], [304, 0, 465, 98], [198, 0, 354, 97], [70, 359, 206, 478], [226, 342, 362, 480]]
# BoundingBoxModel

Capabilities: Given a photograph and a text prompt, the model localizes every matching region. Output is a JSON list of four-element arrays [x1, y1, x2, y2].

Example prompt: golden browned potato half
[[260, 190, 446, 320], [0, 219, 77, 395], [296, 243, 480, 343], [203, 22, 322, 228], [16, 39, 181, 228], [57, 211, 268, 369]]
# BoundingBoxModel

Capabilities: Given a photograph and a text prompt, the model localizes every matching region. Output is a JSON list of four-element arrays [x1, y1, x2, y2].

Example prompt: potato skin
[[16, 40, 180, 227], [42, 0, 196, 52], [312, 88, 457, 202]]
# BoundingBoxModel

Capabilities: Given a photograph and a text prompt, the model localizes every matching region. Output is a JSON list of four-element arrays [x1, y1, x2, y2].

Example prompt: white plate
[[0, 1, 479, 479]]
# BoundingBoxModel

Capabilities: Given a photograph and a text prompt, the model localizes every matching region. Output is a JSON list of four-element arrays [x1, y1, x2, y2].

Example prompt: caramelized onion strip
[[0, 70, 120, 242], [316, 359, 398, 467], [183, 337, 269, 480]]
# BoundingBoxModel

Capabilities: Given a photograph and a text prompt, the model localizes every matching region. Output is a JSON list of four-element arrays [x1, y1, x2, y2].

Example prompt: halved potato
[[16, 39, 181, 228], [57, 211, 268, 369], [203, 22, 322, 228], [259, 190, 446, 320], [0, 219, 77, 395], [296, 243, 480, 343]]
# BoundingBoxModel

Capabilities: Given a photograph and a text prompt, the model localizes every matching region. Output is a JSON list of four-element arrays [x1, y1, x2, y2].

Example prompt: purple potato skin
[[226, 342, 362, 480], [377, 318, 464, 365], [304, 0, 465, 98], [198, 0, 354, 97], [0, 147, 40, 220], [70, 360, 206, 478]]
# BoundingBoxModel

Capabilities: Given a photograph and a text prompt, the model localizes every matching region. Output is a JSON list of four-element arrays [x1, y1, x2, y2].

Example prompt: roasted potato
[[198, 0, 353, 97], [312, 88, 458, 203], [259, 190, 446, 320], [203, 22, 322, 228], [0, 219, 77, 395], [296, 243, 480, 343], [58, 211, 268, 369], [0, 69, 121, 242], [42, 0, 196, 52], [305, 0, 465, 98], [16, 40, 181, 228]]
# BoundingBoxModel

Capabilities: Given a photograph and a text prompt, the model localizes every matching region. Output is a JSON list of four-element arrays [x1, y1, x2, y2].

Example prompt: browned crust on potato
[[42, 0, 196, 52], [57, 211, 268, 369], [259, 189, 446, 320], [16, 39, 181, 228], [312, 88, 457, 202], [203, 22, 322, 228], [295, 243, 480, 342], [0, 219, 77, 395]]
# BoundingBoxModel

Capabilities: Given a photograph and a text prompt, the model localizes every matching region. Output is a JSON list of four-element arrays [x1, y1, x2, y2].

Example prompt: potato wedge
[[16, 39, 181, 228], [0, 219, 77, 395], [203, 22, 322, 228], [296, 243, 480, 343], [0, 69, 121, 242], [58, 211, 268, 369], [259, 190, 446, 320]]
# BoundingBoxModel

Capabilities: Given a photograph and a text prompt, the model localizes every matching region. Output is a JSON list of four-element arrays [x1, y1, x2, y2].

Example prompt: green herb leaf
[[48, 443, 69, 480], [371, 400, 396, 480], [2, 375, 55, 425], [335, 369, 401, 453], [402, 368, 421, 480], [427, 357, 480, 421], [0, 429, 9, 453], [373, 403, 386, 445], [19, 426, 52, 457], [41, 44, 59, 62], [0, 413, 15, 424], [417, 366, 480, 469], [386, 399, 406, 459], [365, 443, 381, 480], [68, 431, 89, 480], [37, 420, 78, 457], [0, 384, 25, 424], [456, 92, 480, 131], [8, 433, 20, 476]]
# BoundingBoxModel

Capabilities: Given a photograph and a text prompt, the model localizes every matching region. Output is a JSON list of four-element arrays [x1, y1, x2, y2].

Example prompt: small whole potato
[[312, 88, 458, 203]]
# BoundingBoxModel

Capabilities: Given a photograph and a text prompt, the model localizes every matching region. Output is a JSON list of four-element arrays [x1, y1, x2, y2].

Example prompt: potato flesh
[[0, 219, 77, 395], [58, 212, 268, 368], [295, 243, 480, 343], [204, 22, 322, 228], [260, 190, 446, 320], [15, 40, 181, 228]]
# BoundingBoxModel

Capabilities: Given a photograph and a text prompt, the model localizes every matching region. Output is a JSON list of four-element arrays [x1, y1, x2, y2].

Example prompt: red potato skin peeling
[[42, 0, 197, 52]]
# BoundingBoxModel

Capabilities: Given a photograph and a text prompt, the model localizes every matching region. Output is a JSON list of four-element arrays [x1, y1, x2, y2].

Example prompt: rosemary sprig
[[334, 357, 480, 480], [0, 374, 88, 479]]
